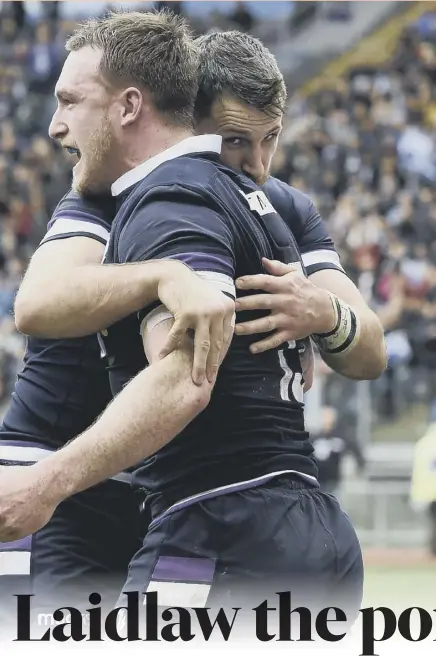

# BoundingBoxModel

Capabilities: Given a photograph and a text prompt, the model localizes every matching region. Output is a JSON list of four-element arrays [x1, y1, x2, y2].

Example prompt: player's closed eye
[[56, 92, 78, 108], [224, 134, 279, 148], [223, 137, 246, 148]]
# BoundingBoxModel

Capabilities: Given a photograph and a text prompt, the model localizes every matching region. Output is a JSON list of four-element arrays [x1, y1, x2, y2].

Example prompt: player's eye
[[224, 137, 245, 148], [57, 95, 76, 107], [265, 133, 279, 142]]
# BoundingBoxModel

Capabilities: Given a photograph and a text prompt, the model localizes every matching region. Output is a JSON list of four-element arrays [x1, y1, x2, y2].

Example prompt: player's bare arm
[[235, 258, 387, 381], [14, 237, 234, 384], [0, 312, 232, 542]]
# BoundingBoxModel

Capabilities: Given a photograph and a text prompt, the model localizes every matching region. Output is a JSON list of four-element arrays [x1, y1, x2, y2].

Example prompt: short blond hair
[[66, 9, 198, 128]]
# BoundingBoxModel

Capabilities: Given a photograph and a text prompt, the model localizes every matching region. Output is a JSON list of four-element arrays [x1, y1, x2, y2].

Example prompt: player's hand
[[234, 258, 336, 353], [0, 465, 58, 542], [157, 262, 235, 385]]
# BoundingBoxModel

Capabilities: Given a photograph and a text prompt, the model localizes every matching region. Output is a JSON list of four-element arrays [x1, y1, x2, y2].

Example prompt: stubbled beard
[[73, 116, 114, 195]]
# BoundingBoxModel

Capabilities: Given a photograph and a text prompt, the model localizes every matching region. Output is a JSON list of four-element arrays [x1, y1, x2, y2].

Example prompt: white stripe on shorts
[[0, 551, 31, 576], [145, 581, 211, 608]]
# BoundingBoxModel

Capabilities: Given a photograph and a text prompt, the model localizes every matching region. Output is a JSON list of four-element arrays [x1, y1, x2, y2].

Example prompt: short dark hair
[[194, 30, 287, 120], [66, 9, 198, 128]]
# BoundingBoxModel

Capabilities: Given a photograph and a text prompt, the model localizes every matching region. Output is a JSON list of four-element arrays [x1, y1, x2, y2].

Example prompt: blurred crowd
[[273, 23, 436, 422], [0, 1, 71, 407], [0, 1, 436, 425]]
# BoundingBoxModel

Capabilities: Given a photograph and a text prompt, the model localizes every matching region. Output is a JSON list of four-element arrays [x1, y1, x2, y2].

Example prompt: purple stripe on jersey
[[152, 556, 215, 584], [0, 440, 53, 450], [165, 253, 234, 279], [0, 536, 32, 552]]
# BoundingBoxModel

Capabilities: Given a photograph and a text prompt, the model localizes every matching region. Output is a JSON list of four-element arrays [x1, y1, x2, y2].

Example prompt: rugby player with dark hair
[[194, 31, 386, 379]]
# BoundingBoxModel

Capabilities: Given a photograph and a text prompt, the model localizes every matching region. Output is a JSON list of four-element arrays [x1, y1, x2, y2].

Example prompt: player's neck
[[123, 124, 194, 173]]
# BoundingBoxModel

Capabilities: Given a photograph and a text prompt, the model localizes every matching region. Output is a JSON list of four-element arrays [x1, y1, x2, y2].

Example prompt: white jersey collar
[[111, 134, 222, 196]]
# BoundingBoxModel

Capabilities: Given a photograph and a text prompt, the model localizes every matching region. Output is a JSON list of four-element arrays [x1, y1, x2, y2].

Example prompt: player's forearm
[[15, 260, 173, 338], [30, 350, 211, 502], [318, 306, 387, 380]]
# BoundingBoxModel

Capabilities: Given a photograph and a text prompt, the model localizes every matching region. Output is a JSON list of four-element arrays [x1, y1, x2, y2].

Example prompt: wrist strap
[[313, 293, 361, 355]]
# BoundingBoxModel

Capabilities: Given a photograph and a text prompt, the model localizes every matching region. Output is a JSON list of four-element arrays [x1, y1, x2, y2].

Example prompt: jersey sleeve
[[296, 194, 345, 277], [40, 189, 116, 247], [264, 179, 345, 277], [117, 185, 237, 327]]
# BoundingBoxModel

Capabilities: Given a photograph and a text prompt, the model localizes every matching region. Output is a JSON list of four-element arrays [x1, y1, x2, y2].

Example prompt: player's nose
[[48, 111, 68, 141], [242, 149, 265, 185]]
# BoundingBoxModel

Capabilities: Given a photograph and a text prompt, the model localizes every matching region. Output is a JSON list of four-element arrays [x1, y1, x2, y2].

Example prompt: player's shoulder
[[138, 153, 223, 197], [115, 155, 233, 232], [263, 177, 321, 242], [52, 188, 117, 228], [264, 177, 315, 217], [42, 188, 116, 247]]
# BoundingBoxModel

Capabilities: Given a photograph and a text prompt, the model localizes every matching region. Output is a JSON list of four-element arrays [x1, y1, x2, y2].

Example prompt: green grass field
[[363, 561, 436, 610]]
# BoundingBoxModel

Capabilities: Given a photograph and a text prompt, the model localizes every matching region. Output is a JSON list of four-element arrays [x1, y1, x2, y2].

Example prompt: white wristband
[[313, 292, 361, 355]]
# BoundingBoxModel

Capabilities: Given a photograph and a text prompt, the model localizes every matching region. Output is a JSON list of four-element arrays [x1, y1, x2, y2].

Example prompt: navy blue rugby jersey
[[102, 141, 319, 501], [263, 177, 345, 277], [1, 190, 115, 448]]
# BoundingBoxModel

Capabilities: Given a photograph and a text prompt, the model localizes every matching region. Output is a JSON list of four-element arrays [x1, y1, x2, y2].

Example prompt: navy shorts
[[119, 474, 363, 628], [0, 440, 142, 615]]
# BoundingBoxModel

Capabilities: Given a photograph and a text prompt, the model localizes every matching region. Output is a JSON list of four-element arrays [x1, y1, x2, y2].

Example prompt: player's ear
[[119, 87, 143, 127]]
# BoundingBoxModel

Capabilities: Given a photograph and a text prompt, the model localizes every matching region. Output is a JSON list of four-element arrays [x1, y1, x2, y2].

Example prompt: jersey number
[[278, 341, 304, 404]]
